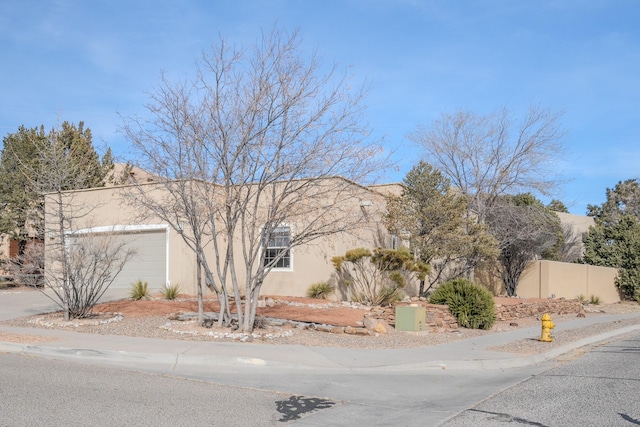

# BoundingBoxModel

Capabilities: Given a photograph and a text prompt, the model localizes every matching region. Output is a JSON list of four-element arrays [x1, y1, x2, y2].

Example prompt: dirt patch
[[94, 295, 368, 327], [4, 291, 640, 349], [0, 332, 58, 344], [85, 295, 640, 336], [26, 294, 640, 330]]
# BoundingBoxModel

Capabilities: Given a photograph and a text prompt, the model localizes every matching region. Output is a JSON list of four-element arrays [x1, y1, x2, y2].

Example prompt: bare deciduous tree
[[122, 28, 386, 332], [6, 240, 44, 287], [409, 105, 566, 222], [559, 223, 583, 263], [18, 128, 134, 319], [46, 229, 134, 319], [487, 200, 560, 296]]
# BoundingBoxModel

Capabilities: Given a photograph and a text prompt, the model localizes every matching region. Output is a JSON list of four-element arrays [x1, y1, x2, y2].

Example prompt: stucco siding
[[516, 260, 620, 303], [45, 178, 393, 299]]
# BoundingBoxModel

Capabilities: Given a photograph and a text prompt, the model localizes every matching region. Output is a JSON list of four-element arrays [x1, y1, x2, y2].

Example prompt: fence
[[515, 260, 620, 303]]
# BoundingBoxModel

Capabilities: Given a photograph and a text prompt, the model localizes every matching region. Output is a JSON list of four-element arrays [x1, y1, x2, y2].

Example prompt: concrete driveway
[[0, 287, 129, 321]]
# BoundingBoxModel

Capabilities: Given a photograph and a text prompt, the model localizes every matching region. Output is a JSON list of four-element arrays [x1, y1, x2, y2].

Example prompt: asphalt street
[[3, 289, 640, 425], [0, 353, 289, 426], [0, 351, 552, 426], [443, 330, 640, 426]]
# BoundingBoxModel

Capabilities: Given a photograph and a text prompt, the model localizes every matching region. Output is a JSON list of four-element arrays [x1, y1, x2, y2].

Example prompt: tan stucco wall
[[46, 178, 397, 299], [586, 264, 621, 304], [46, 185, 198, 293], [260, 222, 395, 299], [556, 211, 595, 261], [232, 179, 397, 299], [517, 260, 620, 303], [555, 212, 595, 234], [368, 183, 404, 197]]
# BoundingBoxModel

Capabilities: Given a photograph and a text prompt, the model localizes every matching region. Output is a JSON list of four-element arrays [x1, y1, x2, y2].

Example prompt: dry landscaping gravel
[[2, 293, 640, 354]]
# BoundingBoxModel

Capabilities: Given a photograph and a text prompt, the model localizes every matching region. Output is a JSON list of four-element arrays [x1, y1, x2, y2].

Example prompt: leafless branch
[[121, 28, 386, 331]]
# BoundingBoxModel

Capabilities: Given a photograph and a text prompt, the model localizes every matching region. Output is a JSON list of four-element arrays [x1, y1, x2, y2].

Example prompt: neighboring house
[[105, 163, 157, 186], [555, 211, 596, 262], [44, 177, 400, 299]]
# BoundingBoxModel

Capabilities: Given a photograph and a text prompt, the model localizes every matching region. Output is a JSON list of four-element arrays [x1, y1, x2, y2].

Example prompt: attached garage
[[109, 228, 168, 290], [70, 225, 169, 291]]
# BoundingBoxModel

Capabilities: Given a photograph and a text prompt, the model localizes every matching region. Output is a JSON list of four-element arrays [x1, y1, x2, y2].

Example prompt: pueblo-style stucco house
[[43, 173, 621, 303], [44, 177, 401, 299]]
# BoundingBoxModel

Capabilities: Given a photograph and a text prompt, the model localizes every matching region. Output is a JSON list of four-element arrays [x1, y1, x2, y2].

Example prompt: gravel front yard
[[2, 293, 640, 353]]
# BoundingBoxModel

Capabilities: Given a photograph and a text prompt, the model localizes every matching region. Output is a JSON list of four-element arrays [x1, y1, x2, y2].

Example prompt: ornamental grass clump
[[129, 279, 149, 300], [161, 283, 181, 300], [429, 278, 496, 330], [306, 281, 334, 299]]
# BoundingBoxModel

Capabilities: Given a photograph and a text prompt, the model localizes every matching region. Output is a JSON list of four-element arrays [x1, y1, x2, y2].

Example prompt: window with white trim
[[391, 234, 399, 250], [264, 226, 291, 269]]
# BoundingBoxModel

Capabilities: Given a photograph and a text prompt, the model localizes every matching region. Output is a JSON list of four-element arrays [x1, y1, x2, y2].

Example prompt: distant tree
[[514, 193, 564, 261], [582, 215, 640, 301], [57, 121, 107, 189], [0, 126, 47, 254], [101, 147, 116, 181], [409, 105, 566, 223], [547, 199, 569, 213], [487, 193, 561, 296], [587, 179, 640, 226], [121, 28, 386, 331], [582, 179, 640, 300], [20, 128, 133, 319], [0, 122, 112, 257], [385, 161, 497, 295]]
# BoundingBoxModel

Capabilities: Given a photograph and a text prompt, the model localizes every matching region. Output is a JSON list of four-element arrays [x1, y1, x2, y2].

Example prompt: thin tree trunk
[[196, 256, 204, 325], [55, 191, 71, 321]]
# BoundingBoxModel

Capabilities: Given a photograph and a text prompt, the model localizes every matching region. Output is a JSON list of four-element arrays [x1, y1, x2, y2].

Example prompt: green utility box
[[395, 305, 426, 331]]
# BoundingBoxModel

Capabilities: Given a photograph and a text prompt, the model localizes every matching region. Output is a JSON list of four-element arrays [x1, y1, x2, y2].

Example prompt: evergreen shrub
[[429, 278, 496, 330]]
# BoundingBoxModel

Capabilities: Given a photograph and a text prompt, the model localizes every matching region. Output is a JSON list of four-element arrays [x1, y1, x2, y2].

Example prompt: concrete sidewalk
[[2, 306, 640, 373]]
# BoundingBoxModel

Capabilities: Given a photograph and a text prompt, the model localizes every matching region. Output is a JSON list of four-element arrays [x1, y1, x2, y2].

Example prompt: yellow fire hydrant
[[539, 313, 555, 342]]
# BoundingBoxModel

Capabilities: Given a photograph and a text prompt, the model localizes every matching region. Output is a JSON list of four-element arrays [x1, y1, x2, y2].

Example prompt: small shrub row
[[577, 294, 602, 305], [130, 280, 182, 300]]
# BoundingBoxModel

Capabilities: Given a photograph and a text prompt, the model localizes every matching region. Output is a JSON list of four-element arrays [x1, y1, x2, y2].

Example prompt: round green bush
[[429, 278, 496, 330]]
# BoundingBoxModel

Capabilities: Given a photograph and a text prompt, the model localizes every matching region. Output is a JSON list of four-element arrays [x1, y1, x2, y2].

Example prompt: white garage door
[[109, 229, 167, 290]]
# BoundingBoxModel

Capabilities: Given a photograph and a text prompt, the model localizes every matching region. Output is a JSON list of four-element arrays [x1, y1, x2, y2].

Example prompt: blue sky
[[1, 0, 639, 214]]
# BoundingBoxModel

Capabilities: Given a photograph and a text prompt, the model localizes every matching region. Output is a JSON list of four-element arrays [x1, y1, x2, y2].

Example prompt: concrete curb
[[2, 323, 639, 372], [379, 323, 640, 372], [0, 341, 297, 370]]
